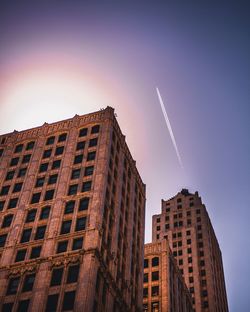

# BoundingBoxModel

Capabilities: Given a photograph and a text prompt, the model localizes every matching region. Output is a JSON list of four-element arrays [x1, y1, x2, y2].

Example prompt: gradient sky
[[0, 1, 249, 310]]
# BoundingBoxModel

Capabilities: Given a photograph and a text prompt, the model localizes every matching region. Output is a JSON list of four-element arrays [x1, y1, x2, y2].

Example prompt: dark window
[[26, 141, 35, 150], [84, 166, 94, 176], [201, 270, 206, 276], [187, 239, 192, 244], [79, 128, 88, 137], [188, 267, 193, 273], [43, 149, 52, 159], [71, 169, 80, 179], [202, 290, 208, 297], [152, 286, 159, 296], [52, 160, 61, 169], [75, 217, 86, 231], [143, 273, 148, 283], [62, 291, 75, 311], [40, 206, 50, 219], [68, 184, 78, 195], [72, 237, 83, 250], [67, 265, 79, 283], [87, 151, 96, 161], [13, 183, 23, 193], [22, 154, 31, 163], [10, 157, 19, 166], [188, 257, 192, 263], [60, 220, 72, 234], [144, 259, 149, 268], [15, 249, 27, 262], [17, 300, 30, 312], [55, 146, 64, 155], [7, 277, 20, 295], [48, 174, 58, 184], [0, 234, 7, 247], [0, 200, 5, 211], [82, 181, 91, 192], [36, 177, 45, 187], [46, 136, 55, 145], [196, 209, 201, 214], [39, 163, 48, 172], [44, 189, 54, 201], [15, 144, 23, 153], [64, 201, 75, 214], [74, 154, 83, 164], [151, 271, 159, 281], [2, 214, 13, 228], [58, 133, 67, 142], [143, 288, 148, 298], [189, 276, 194, 283], [1, 185, 10, 196], [91, 125, 100, 134], [46, 294, 59, 312], [18, 168, 27, 177], [20, 228, 32, 243], [57, 241, 68, 253], [76, 141, 85, 150], [0, 149, 3, 157], [22, 273, 35, 292], [89, 138, 98, 147], [6, 171, 15, 180], [152, 257, 159, 267], [2, 302, 14, 312], [31, 192, 41, 204], [79, 197, 89, 211], [188, 248, 192, 254], [35, 225, 46, 240], [30, 246, 42, 259], [50, 268, 63, 286]]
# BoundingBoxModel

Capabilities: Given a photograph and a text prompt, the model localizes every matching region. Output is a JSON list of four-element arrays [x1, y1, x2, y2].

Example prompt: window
[[46, 136, 55, 145], [13, 183, 23, 193], [17, 300, 30, 312], [198, 242, 204, 248], [200, 260, 205, 266], [0, 234, 7, 247], [35, 226, 46, 240], [91, 125, 100, 134], [57, 241, 68, 253], [0, 200, 5, 211], [196, 209, 201, 214], [144, 259, 149, 268], [152, 257, 159, 267], [151, 271, 159, 281], [156, 225, 160, 231], [10, 157, 19, 166], [7, 277, 20, 295], [89, 138, 98, 147], [64, 201, 75, 214], [188, 248, 192, 254], [74, 154, 83, 164], [8, 197, 18, 208], [187, 239, 192, 244], [188, 257, 192, 263], [26, 141, 35, 150], [152, 286, 159, 296], [2, 303, 14, 312], [87, 151, 96, 161], [151, 302, 159, 312], [60, 220, 72, 234], [76, 141, 85, 150], [50, 268, 63, 286], [143, 288, 148, 298], [40, 206, 50, 219], [30, 192, 41, 204], [52, 160, 61, 169], [62, 291, 75, 311], [30, 246, 42, 259], [46, 294, 59, 312], [15, 144, 23, 153], [82, 181, 91, 192], [39, 163, 49, 172], [179, 259, 183, 265], [43, 149, 52, 159], [143, 273, 148, 283], [44, 189, 55, 201], [0, 185, 10, 196], [68, 184, 78, 195], [48, 174, 58, 184], [189, 276, 194, 283], [58, 133, 67, 142], [15, 249, 27, 262], [55, 146, 64, 155], [36, 177, 45, 187], [202, 290, 208, 297], [0, 149, 3, 157], [201, 270, 206, 276], [79, 197, 89, 211], [6, 171, 15, 180], [22, 273, 35, 292], [189, 287, 194, 293], [84, 166, 94, 176], [75, 217, 86, 231], [188, 267, 193, 273], [18, 168, 27, 177], [20, 228, 32, 243], [72, 237, 83, 250], [71, 169, 80, 179], [79, 128, 88, 137], [67, 265, 79, 283], [22, 154, 31, 163], [2, 214, 13, 228], [178, 250, 183, 256]]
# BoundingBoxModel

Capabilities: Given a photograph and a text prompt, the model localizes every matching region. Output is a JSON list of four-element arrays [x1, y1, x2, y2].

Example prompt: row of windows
[[5, 167, 28, 181], [142, 271, 159, 282], [144, 257, 159, 268], [143, 302, 159, 312], [0, 183, 23, 196], [9, 154, 31, 167], [13, 141, 35, 153], [0, 198, 18, 211]]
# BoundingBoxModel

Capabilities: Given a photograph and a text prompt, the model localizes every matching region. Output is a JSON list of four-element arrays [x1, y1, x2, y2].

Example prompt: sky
[[0, 1, 249, 310]]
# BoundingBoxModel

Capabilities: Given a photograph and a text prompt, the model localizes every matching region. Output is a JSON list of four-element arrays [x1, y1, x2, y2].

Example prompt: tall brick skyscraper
[[152, 189, 228, 312], [0, 107, 145, 312]]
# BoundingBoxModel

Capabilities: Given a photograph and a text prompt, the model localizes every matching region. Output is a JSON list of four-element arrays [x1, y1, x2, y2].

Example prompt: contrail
[[156, 87, 183, 168]]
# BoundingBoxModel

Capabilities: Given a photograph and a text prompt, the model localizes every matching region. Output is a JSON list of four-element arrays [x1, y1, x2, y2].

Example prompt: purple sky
[[0, 1, 249, 310]]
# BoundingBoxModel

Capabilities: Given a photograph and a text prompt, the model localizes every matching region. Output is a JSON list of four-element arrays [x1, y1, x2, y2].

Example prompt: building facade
[[152, 189, 228, 312], [143, 239, 193, 312], [0, 107, 146, 312]]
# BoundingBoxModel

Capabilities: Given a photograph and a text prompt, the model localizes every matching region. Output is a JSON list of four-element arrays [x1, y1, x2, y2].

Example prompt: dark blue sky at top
[[0, 1, 249, 311]]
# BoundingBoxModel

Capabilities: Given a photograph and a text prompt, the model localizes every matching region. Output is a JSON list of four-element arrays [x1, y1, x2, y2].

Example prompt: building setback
[[152, 189, 228, 312], [143, 239, 193, 312], [0, 106, 146, 312]]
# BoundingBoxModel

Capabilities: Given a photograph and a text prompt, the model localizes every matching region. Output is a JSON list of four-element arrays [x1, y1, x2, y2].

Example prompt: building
[[143, 239, 193, 312], [152, 189, 228, 312], [0, 107, 146, 312]]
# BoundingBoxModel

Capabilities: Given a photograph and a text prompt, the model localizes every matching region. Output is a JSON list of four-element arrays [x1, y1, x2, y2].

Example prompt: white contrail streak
[[156, 87, 183, 168]]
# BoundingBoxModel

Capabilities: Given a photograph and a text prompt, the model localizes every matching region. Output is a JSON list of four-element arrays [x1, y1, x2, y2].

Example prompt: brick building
[[143, 239, 193, 312], [152, 189, 228, 312], [0, 107, 146, 312]]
